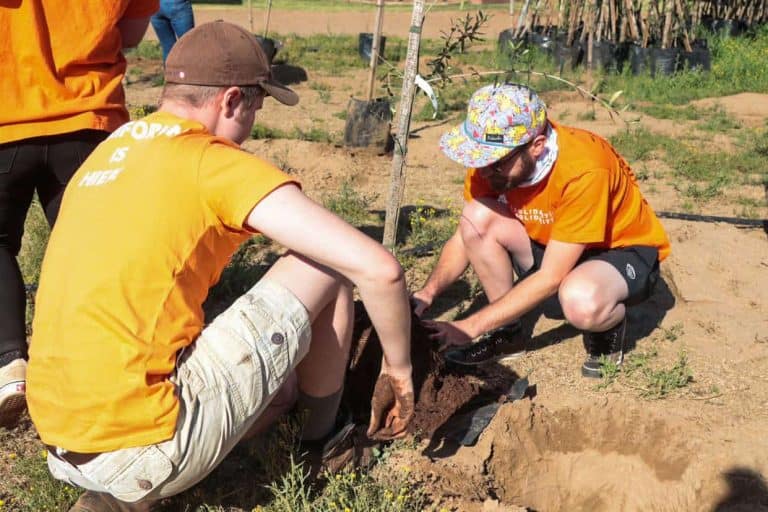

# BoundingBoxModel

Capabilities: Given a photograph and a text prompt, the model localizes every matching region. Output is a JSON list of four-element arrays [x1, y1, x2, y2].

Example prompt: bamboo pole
[[264, 0, 273, 38], [249, 0, 254, 33], [675, 0, 692, 52], [382, 0, 426, 250], [661, 0, 674, 48], [366, 0, 385, 102], [624, 0, 641, 41], [515, 0, 532, 38]]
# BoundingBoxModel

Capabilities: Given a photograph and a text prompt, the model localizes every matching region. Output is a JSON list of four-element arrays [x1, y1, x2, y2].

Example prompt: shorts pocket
[[79, 445, 173, 503], [0, 145, 19, 174]]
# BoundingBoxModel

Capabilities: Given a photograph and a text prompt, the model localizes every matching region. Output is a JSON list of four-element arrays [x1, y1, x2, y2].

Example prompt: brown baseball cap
[[164, 20, 299, 106]]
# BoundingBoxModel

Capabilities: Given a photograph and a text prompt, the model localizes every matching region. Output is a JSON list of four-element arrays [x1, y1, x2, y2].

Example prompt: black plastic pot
[[650, 47, 683, 77], [682, 39, 711, 72], [552, 40, 583, 72], [498, 28, 519, 54], [587, 41, 618, 72], [343, 97, 392, 152], [629, 44, 651, 76], [358, 33, 387, 64]]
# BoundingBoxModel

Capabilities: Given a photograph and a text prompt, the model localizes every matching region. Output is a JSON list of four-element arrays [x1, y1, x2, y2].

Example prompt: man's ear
[[530, 133, 548, 158], [220, 87, 242, 117]]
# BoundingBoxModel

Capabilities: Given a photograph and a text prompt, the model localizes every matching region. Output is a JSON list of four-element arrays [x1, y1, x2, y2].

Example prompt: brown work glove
[[367, 362, 414, 441]]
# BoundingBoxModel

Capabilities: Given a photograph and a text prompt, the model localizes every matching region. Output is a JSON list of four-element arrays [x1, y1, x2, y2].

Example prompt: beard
[[489, 151, 537, 192]]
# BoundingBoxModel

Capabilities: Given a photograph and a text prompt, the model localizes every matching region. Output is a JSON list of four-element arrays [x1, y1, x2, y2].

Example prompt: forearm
[[356, 268, 412, 372], [419, 229, 470, 299], [460, 270, 560, 338]]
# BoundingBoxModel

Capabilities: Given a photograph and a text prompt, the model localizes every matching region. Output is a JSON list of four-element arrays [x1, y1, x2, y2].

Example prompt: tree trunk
[[382, 0, 426, 250]]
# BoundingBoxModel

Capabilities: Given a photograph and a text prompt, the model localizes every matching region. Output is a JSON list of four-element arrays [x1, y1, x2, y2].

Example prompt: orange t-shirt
[[27, 112, 297, 452], [464, 121, 670, 260], [0, 0, 158, 143]]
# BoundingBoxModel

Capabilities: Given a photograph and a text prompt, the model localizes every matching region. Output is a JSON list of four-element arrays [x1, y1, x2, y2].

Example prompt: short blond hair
[[159, 83, 264, 109]]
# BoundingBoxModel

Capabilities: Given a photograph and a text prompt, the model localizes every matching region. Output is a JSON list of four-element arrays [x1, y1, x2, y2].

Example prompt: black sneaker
[[443, 322, 525, 366], [581, 317, 627, 379]]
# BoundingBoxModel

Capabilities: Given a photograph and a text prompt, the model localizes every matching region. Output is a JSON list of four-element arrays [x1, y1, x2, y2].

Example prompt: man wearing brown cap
[[26, 21, 414, 510]]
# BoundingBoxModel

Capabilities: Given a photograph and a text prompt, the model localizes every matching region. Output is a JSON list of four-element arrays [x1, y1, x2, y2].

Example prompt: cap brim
[[262, 79, 299, 106], [439, 123, 514, 168]]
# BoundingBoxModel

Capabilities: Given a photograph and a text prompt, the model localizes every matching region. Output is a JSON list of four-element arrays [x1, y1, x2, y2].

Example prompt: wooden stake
[[624, 0, 641, 41], [249, 0, 254, 33], [661, 0, 674, 49], [264, 0, 273, 38], [366, 0, 385, 102], [382, 0, 426, 250]]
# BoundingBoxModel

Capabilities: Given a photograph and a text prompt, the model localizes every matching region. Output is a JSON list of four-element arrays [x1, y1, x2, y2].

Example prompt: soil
[[2, 5, 767, 512]]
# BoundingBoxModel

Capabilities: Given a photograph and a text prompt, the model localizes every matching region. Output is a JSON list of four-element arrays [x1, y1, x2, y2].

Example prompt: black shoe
[[581, 317, 627, 379], [443, 322, 525, 366], [299, 416, 376, 481]]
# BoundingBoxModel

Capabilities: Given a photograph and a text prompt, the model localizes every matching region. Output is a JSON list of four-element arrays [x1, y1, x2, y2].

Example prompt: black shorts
[[513, 241, 660, 306]]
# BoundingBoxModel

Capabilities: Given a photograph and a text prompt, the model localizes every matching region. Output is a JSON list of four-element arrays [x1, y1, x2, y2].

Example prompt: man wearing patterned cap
[[412, 83, 670, 378]]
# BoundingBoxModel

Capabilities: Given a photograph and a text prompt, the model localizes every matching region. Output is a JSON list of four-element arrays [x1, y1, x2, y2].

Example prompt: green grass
[[322, 180, 377, 226], [124, 40, 162, 60], [606, 26, 768, 105], [252, 123, 338, 143], [6, 451, 80, 511]]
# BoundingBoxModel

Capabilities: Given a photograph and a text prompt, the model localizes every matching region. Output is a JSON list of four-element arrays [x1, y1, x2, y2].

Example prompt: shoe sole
[[444, 350, 526, 367], [0, 392, 27, 428]]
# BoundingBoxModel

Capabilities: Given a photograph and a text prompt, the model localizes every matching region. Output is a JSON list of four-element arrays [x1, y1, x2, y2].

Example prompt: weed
[[128, 104, 157, 120], [698, 105, 742, 132], [125, 40, 162, 60], [252, 123, 289, 140], [640, 351, 693, 399], [8, 451, 80, 511], [609, 126, 675, 162], [407, 205, 458, 250], [635, 103, 702, 121], [660, 322, 684, 342], [333, 110, 348, 120], [576, 108, 597, 121], [596, 355, 621, 389], [323, 181, 376, 227], [310, 81, 332, 103]]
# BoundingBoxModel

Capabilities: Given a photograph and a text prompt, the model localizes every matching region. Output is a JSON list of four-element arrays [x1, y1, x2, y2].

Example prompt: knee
[[559, 281, 607, 330], [459, 200, 501, 244]]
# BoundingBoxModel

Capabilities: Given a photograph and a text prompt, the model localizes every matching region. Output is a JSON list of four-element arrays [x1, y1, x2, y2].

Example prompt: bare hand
[[367, 364, 414, 441], [410, 290, 432, 318], [422, 319, 473, 350]]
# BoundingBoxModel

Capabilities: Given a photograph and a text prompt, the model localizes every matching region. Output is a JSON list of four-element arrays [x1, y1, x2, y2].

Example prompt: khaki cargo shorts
[[47, 278, 311, 502]]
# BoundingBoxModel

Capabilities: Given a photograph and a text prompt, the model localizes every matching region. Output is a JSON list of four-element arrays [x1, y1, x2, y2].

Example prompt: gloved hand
[[367, 361, 414, 440]]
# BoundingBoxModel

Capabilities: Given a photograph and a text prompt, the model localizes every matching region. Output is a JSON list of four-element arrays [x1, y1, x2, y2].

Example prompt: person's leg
[[37, 130, 109, 226], [559, 247, 659, 378], [442, 198, 536, 366], [151, 0, 176, 63], [558, 260, 629, 333], [459, 197, 534, 302], [168, 0, 195, 41], [259, 251, 353, 441], [0, 141, 40, 426]]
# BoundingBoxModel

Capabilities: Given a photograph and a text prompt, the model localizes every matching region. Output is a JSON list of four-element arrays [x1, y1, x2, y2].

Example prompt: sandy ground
[[25, 6, 768, 511]]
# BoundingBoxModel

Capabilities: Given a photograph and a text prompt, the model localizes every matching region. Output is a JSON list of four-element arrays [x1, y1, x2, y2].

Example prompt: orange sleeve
[[462, 168, 497, 202], [123, 0, 159, 18], [550, 168, 609, 244], [197, 142, 300, 231]]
